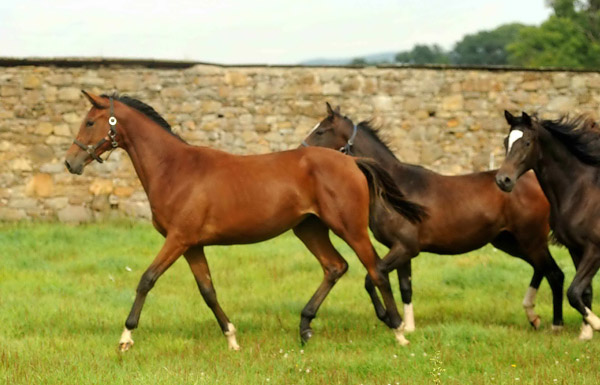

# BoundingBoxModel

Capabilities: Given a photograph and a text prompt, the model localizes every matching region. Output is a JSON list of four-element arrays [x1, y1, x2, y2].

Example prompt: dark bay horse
[[64, 91, 425, 350], [497, 111, 600, 341], [302, 103, 564, 333]]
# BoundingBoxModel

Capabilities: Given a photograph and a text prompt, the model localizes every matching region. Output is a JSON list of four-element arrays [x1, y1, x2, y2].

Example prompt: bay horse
[[302, 103, 564, 333], [64, 91, 426, 351], [497, 111, 600, 340]]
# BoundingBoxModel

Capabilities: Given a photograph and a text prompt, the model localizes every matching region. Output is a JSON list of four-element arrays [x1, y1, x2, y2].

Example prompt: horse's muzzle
[[495, 173, 515, 192], [64, 159, 83, 175]]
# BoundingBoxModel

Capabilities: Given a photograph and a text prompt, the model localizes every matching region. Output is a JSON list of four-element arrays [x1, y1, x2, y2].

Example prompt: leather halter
[[301, 124, 358, 155], [73, 97, 119, 163]]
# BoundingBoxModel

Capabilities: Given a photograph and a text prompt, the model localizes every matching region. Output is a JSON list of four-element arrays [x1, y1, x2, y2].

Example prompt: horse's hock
[[1, 59, 600, 222]]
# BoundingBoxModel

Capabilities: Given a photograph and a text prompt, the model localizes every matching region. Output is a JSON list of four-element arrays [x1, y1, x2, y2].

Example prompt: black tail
[[355, 158, 427, 223]]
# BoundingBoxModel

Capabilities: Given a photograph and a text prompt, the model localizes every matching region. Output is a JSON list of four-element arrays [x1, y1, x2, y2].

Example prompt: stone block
[[89, 178, 114, 195], [57, 87, 81, 101], [58, 205, 93, 223], [25, 173, 53, 197]]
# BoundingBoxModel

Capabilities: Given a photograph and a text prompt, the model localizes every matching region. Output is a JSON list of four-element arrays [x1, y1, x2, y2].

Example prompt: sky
[[0, 0, 552, 65]]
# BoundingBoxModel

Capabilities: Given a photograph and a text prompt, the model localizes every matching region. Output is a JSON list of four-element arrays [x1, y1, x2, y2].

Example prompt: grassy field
[[1, 222, 599, 384]]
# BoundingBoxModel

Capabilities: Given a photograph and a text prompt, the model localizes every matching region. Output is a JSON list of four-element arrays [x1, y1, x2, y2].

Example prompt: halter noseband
[[301, 124, 358, 155], [73, 97, 119, 163]]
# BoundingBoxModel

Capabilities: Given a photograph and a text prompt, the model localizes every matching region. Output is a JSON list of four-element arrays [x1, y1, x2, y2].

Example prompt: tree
[[350, 57, 368, 66], [451, 23, 526, 65], [509, 1, 600, 69], [394, 44, 450, 65]]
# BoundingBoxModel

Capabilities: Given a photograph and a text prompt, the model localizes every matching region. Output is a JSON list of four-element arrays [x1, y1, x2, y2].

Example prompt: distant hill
[[300, 51, 397, 66]]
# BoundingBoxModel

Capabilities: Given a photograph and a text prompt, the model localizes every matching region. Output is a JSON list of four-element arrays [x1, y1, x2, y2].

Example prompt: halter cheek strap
[[73, 97, 119, 164], [340, 124, 358, 154]]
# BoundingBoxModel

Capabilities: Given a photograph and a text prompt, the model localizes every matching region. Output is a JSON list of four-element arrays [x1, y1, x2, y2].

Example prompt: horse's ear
[[334, 105, 341, 114], [504, 110, 516, 126], [521, 111, 532, 126], [81, 90, 108, 109], [326, 102, 335, 117]]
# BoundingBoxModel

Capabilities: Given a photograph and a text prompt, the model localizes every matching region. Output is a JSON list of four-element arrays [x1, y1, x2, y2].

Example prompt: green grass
[[1, 222, 599, 384]]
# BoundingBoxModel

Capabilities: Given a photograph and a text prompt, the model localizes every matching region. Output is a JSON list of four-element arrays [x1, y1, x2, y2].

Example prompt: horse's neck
[[119, 115, 190, 199], [354, 129, 429, 189], [534, 128, 589, 211]]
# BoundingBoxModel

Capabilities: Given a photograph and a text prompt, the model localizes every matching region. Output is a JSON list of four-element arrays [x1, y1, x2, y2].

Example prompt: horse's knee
[[368, 268, 389, 288], [137, 271, 157, 294], [547, 267, 565, 287], [567, 285, 584, 310]]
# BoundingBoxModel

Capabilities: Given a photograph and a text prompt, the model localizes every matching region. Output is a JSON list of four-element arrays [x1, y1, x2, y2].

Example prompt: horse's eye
[[86, 121, 94, 127], [525, 141, 531, 146], [315, 130, 325, 136]]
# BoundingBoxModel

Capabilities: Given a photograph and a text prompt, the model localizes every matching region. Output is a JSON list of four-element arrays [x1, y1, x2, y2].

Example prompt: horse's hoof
[[584, 308, 600, 330], [551, 324, 564, 333], [579, 323, 593, 341], [394, 324, 410, 346], [529, 316, 541, 330], [119, 341, 133, 352], [300, 329, 313, 345]]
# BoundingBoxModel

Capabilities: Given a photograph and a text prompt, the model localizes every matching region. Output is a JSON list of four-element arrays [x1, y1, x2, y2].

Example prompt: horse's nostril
[[64, 160, 72, 172], [504, 176, 511, 184]]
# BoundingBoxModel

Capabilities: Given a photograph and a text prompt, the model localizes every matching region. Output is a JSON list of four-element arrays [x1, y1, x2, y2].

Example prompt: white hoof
[[394, 323, 410, 346], [225, 323, 240, 351], [403, 303, 415, 333], [119, 328, 134, 352], [584, 308, 600, 331], [579, 323, 593, 341]]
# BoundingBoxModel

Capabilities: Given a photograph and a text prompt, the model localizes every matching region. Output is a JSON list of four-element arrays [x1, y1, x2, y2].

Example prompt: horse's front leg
[[184, 245, 240, 350], [119, 235, 188, 351]]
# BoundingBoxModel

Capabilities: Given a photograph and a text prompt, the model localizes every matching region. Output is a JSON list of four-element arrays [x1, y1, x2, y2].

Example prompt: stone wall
[[1, 60, 599, 222]]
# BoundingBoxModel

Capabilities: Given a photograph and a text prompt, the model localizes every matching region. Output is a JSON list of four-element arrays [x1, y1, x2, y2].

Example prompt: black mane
[[356, 120, 398, 160], [541, 115, 600, 165], [102, 93, 185, 142]]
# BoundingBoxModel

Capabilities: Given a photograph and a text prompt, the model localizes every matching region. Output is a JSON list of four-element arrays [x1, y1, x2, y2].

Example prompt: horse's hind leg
[[340, 231, 407, 345], [364, 246, 415, 331], [119, 236, 188, 351], [566, 246, 600, 339], [184, 245, 239, 350], [293, 216, 348, 344], [492, 232, 564, 330]]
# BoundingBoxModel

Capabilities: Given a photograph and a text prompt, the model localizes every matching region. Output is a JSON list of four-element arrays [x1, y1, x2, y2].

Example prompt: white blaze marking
[[507, 129, 524, 153], [584, 307, 600, 330], [404, 303, 415, 332], [308, 122, 320, 135], [302, 122, 321, 144], [225, 322, 240, 350], [579, 323, 594, 341]]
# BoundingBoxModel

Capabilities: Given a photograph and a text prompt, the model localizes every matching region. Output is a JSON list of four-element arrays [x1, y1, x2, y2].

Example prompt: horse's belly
[[200, 210, 309, 245], [420, 219, 499, 255]]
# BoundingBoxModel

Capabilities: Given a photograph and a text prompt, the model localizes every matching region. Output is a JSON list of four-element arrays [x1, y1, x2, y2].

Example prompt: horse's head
[[64, 91, 120, 175], [301, 102, 357, 154], [496, 111, 539, 192]]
